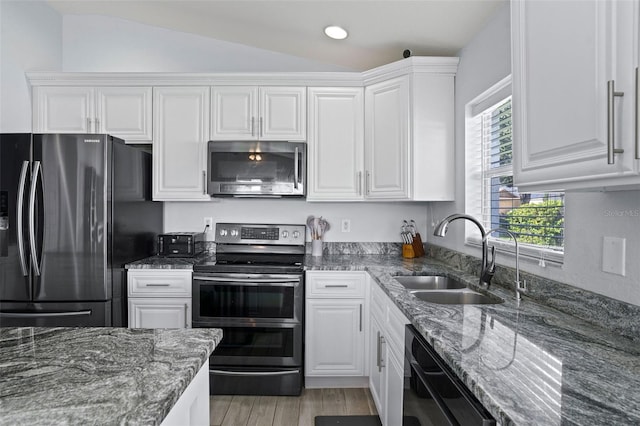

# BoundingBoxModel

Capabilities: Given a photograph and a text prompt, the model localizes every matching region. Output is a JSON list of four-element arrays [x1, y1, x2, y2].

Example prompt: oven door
[[193, 273, 302, 323], [207, 322, 302, 367]]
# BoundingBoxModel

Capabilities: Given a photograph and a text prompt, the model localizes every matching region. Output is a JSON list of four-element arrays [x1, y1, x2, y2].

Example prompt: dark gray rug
[[314, 415, 382, 426]]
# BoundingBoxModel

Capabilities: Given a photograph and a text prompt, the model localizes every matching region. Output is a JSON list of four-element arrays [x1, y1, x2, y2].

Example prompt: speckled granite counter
[[306, 254, 640, 425], [126, 254, 209, 270], [0, 327, 223, 426]]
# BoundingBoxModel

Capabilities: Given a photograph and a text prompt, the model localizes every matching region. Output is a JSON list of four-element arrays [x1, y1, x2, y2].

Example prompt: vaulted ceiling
[[46, 0, 505, 70]]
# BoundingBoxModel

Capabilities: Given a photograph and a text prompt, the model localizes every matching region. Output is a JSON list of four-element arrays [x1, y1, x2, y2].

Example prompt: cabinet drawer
[[128, 269, 192, 297], [306, 271, 366, 298]]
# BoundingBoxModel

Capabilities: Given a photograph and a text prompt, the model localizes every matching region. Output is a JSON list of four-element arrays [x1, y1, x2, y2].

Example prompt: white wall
[[62, 15, 351, 72], [0, 1, 62, 132], [428, 2, 640, 306], [164, 200, 429, 243]]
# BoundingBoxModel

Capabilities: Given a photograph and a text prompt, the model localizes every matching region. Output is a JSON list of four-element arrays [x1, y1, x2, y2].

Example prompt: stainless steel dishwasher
[[404, 325, 496, 425]]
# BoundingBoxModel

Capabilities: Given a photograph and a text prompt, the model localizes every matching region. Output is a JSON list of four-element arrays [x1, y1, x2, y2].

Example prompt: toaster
[[157, 232, 205, 257]]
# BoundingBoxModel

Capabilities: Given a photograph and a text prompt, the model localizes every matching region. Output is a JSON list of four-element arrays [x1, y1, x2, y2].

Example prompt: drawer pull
[[145, 283, 171, 287], [324, 284, 349, 288]]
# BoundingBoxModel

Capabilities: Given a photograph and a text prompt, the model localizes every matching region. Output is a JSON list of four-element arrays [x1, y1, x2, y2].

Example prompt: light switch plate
[[602, 236, 625, 276]]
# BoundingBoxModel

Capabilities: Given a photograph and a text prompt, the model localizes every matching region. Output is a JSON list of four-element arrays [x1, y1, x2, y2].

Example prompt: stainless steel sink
[[410, 290, 503, 305], [394, 275, 467, 290]]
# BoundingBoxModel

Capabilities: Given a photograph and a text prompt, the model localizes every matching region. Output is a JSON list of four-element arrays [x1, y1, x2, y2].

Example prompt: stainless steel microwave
[[207, 141, 306, 197]]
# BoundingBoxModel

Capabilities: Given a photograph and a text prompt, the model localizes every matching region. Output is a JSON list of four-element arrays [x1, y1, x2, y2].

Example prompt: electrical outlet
[[341, 219, 351, 233], [204, 217, 213, 230]]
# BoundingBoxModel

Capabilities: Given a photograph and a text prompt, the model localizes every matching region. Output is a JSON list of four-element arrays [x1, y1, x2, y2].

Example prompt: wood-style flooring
[[210, 388, 378, 426]]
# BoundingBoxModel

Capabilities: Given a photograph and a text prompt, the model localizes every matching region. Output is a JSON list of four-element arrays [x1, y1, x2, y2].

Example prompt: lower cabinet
[[305, 271, 368, 387], [127, 269, 192, 329], [369, 281, 410, 426], [160, 359, 210, 426]]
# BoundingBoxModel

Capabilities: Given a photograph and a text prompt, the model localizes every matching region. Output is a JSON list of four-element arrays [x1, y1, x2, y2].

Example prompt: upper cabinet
[[512, 0, 640, 191], [152, 87, 210, 201], [307, 87, 365, 200], [210, 86, 306, 141], [308, 58, 457, 202], [32, 86, 153, 143]]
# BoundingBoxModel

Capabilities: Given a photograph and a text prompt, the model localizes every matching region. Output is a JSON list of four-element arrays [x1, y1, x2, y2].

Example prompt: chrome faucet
[[482, 228, 527, 301], [433, 214, 494, 287]]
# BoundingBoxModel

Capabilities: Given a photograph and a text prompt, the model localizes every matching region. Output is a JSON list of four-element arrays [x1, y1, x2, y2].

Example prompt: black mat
[[314, 415, 382, 426]]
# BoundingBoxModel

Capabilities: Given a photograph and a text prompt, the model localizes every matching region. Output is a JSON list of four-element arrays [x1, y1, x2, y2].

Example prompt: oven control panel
[[216, 223, 306, 246]]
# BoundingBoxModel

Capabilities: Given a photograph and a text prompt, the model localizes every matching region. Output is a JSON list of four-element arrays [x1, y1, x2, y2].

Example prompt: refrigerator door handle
[[17, 161, 29, 277], [29, 161, 42, 276], [0, 310, 92, 318]]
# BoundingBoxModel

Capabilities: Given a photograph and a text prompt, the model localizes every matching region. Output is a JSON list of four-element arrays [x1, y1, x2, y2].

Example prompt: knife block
[[412, 233, 425, 257], [402, 244, 416, 259]]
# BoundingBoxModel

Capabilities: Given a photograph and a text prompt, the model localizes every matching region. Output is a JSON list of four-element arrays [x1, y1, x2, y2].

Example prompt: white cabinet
[[305, 271, 368, 387], [364, 68, 456, 201], [127, 269, 192, 329], [512, 0, 640, 191], [152, 87, 210, 201], [368, 281, 409, 426], [210, 86, 306, 141], [161, 360, 210, 426], [32, 86, 152, 142], [307, 87, 365, 201]]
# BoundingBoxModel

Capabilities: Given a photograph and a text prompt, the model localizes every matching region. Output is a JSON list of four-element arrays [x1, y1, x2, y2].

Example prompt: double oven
[[192, 223, 306, 396]]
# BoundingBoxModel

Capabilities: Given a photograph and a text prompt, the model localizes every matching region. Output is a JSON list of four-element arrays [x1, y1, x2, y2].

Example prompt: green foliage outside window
[[503, 200, 564, 247]]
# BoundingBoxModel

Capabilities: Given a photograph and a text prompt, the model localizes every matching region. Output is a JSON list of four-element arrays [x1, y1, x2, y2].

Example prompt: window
[[466, 77, 564, 262]]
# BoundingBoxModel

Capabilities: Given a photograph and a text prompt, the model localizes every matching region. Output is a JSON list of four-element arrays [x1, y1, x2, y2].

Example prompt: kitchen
[[1, 0, 639, 425]]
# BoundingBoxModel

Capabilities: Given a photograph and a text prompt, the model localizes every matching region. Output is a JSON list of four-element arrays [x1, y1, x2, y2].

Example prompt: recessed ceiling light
[[324, 25, 348, 40]]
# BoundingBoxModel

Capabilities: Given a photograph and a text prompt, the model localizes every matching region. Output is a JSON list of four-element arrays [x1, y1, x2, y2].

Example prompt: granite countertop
[[307, 254, 640, 425], [125, 252, 640, 424], [126, 254, 208, 270], [0, 327, 223, 426]]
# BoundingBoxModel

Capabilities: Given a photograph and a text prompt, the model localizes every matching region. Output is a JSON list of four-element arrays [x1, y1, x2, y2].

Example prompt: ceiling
[[46, 0, 505, 71]]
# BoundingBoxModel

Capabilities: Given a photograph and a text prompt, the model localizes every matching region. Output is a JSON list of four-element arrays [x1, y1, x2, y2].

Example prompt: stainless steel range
[[192, 223, 305, 396]]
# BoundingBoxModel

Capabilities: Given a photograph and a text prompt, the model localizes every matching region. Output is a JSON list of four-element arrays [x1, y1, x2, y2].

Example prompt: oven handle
[[210, 369, 300, 377], [193, 275, 300, 285]]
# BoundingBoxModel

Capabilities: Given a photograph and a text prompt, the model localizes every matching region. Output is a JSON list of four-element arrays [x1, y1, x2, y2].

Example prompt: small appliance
[[157, 232, 204, 257]]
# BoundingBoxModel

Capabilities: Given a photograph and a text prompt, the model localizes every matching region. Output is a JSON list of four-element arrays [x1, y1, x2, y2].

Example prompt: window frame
[[465, 76, 564, 265]]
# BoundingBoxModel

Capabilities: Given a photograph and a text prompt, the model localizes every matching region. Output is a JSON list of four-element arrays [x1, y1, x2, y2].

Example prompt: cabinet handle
[[359, 304, 363, 332], [365, 171, 371, 196], [357, 171, 362, 196], [251, 117, 255, 137], [635, 67, 639, 160], [202, 171, 207, 195], [259, 117, 263, 138], [380, 335, 386, 369], [607, 80, 625, 164], [145, 283, 170, 287], [324, 284, 348, 288], [184, 303, 188, 328]]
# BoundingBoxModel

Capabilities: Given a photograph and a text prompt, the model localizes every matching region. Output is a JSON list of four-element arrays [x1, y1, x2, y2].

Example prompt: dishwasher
[[404, 325, 496, 425]]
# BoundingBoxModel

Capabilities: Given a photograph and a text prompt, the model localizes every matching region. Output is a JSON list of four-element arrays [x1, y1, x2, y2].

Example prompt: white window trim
[[465, 75, 564, 265]]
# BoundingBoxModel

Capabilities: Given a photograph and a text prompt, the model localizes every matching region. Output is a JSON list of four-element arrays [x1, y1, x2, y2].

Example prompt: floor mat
[[314, 415, 382, 426]]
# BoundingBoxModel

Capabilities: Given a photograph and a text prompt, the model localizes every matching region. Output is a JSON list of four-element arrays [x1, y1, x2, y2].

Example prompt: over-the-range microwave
[[207, 140, 306, 197]]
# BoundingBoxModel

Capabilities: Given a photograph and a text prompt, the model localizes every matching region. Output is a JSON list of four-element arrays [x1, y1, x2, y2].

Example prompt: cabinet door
[[384, 348, 404, 426], [153, 87, 210, 200], [128, 298, 191, 328], [305, 299, 365, 376], [32, 87, 94, 133], [365, 76, 409, 199], [512, 0, 639, 191], [368, 315, 385, 419], [210, 86, 258, 140], [307, 87, 364, 201], [260, 87, 306, 141], [96, 87, 152, 142]]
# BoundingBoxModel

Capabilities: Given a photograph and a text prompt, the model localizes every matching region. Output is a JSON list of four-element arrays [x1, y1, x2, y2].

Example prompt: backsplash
[[427, 243, 640, 342], [306, 242, 402, 256]]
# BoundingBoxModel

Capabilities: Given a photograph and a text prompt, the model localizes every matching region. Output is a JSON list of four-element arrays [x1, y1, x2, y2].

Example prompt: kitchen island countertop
[[0, 327, 222, 425]]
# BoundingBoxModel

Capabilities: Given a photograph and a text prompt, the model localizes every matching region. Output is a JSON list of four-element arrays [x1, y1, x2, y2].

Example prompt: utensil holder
[[311, 240, 323, 257], [402, 244, 415, 259]]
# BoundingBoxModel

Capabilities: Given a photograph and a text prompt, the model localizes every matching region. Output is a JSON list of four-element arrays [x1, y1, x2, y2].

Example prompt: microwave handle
[[294, 146, 299, 190], [202, 170, 207, 195]]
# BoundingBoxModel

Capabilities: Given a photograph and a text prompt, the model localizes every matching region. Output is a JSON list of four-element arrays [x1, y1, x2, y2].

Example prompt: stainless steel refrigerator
[[0, 134, 162, 327]]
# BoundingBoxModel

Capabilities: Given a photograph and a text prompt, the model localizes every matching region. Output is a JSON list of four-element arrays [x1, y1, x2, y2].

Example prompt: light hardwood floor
[[210, 388, 378, 426]]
